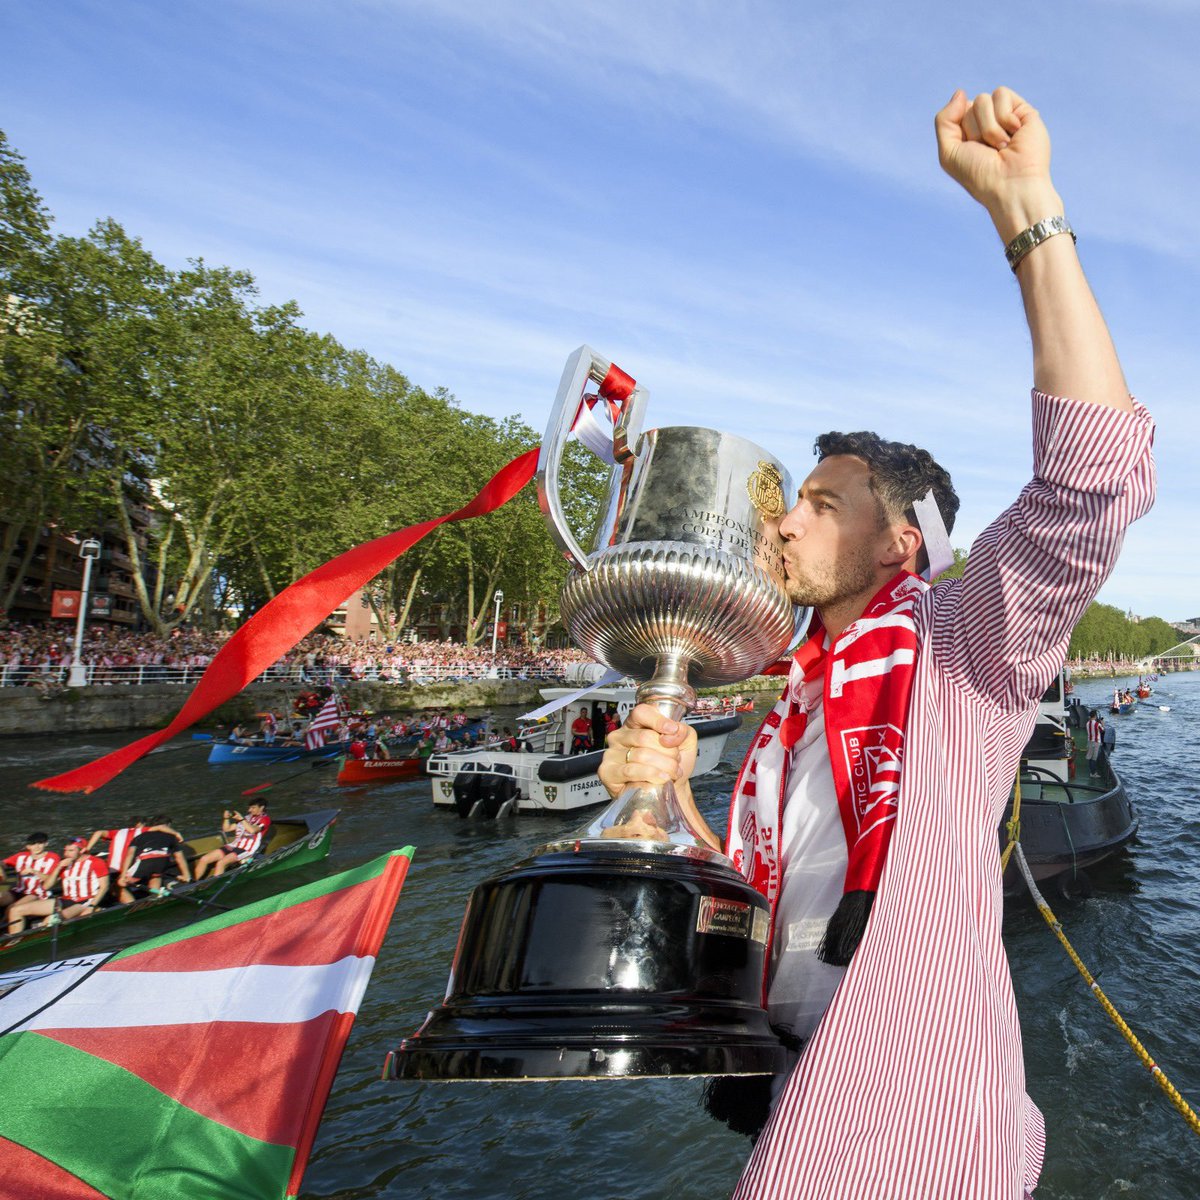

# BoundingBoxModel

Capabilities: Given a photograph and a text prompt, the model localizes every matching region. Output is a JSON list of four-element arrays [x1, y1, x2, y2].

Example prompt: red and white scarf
[[726, 570, 928, 966]]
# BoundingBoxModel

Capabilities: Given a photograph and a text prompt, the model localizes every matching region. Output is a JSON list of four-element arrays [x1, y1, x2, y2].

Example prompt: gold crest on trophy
[[747, 460, 786, 519]]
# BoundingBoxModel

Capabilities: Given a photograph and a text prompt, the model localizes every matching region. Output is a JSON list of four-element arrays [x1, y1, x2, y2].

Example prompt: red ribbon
[[33, 449, 540, 794]]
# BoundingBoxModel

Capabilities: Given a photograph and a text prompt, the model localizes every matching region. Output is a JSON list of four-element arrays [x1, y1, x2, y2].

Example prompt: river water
[[1, 673, 1198, 1199]]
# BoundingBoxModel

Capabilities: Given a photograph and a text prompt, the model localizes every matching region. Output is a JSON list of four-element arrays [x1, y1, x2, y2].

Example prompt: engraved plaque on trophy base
[[387, 843, 791, 1081]]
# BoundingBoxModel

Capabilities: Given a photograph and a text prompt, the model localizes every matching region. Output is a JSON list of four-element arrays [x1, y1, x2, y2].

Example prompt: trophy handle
[[537, 345, 647, 571]]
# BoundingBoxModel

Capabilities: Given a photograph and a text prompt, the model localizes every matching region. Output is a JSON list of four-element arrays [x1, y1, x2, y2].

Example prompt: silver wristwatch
[[1004, 215, 1076, 272]]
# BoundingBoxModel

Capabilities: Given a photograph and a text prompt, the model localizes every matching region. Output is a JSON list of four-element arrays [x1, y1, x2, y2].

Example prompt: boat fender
[[538, 749, 605, 782], [453, 773, 483, 819], [1057, 870, 1093, 902], [689, 714, 742, 738]]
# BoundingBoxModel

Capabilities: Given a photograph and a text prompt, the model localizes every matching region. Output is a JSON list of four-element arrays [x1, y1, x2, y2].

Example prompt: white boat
[[428, 684, 742, 817]]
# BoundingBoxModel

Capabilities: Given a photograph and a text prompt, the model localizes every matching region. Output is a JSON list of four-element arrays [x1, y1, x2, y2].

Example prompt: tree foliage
[[1068, 603, 1183, 660], [0, 127, 607, 640]]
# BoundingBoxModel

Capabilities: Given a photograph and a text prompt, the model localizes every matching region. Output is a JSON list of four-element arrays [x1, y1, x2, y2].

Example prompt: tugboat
[[427, 684, 740, 818], [1002, 672, 1138, 896]]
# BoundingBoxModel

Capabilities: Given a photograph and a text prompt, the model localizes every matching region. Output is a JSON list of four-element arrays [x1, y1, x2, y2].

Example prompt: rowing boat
[[207, 740, 349, 764], [337, 756, 423, 785], [337, 719, 486, 786], [0, 808, 338, 962]]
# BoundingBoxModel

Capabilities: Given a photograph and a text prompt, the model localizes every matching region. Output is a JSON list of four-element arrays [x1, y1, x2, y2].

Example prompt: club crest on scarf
[[726, 570, 928, 972], [840, 722, 903, 846]]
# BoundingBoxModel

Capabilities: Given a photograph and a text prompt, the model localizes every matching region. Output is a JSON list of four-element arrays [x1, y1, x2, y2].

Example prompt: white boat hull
[[428, 685, 742, 814]]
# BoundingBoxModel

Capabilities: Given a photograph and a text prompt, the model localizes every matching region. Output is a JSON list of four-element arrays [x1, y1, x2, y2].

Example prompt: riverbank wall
[[0, 674, 784, 739]]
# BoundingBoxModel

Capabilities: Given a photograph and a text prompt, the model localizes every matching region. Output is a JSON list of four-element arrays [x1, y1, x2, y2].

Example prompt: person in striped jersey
[[1, 833, 60, 925], [86, 816, 146, 901], [600, 86, 1155, 1198], [4, 837, 110, 932], [192, 800, 272, 880]]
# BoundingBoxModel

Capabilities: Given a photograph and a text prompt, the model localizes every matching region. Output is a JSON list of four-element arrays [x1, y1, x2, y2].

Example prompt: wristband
[[1004, 216, 1075, 272]]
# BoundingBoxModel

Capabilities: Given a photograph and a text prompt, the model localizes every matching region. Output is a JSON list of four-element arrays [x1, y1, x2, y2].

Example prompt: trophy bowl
[[388, 347, 802, 1082]]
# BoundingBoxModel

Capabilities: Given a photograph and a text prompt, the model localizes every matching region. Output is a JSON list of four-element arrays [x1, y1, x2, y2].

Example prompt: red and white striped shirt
[[734, 393, 1155, 1200], [1086, 716, 1102, 744], [101, 826, 144, 873], [3, 851, 60, 899], [60, 854, 107, 903], [229, 815, 271, 856]]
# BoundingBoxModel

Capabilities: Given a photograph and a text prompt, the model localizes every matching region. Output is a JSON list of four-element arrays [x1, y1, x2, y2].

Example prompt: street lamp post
[[67, 538, 102, 688], [491, 589, 504, 657]]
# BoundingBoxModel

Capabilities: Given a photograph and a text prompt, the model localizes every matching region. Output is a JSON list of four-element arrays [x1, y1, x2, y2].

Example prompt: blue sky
[[4, 0, 1197, 620]]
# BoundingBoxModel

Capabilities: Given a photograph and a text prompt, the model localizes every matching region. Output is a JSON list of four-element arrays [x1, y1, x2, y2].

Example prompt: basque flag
[[0, 847, 414, 1199]]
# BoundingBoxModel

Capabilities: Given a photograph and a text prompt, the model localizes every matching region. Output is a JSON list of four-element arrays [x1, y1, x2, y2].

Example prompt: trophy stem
[[635, 649, 696, 722], [543, 650, 726, 859]]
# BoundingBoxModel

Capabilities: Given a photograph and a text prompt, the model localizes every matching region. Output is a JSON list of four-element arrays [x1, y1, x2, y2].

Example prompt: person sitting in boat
[[6, 838, 110, 933], [1, 832, 59, 921], [228, 722, 249, 745], [596, 86, 1155, 1195], [260, 711, 278, 745], [433, 729, 452, 753], [118, 817, 191, 901], [192, 802, 272, 881], [604, 705, 621, 738], [86, 817, 146, 905], [500, 726, 519, 751], [570, 707, 592, 754], [348, 736, 368, 760]]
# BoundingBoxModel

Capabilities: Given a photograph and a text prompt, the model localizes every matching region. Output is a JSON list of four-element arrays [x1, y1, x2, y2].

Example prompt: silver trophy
[[388, 347, 803, 1081], [538, 345, 802, 850]]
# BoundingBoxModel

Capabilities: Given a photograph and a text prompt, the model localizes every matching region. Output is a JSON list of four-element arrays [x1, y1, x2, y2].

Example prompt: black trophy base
[[388, 842, 791, 1082]]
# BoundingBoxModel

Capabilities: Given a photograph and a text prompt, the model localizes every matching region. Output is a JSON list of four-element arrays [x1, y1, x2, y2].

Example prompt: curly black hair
[[813, 430, 959, 537]]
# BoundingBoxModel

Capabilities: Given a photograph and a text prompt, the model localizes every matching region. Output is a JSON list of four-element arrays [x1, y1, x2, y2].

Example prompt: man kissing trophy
[[391, 345, 805, 1081]]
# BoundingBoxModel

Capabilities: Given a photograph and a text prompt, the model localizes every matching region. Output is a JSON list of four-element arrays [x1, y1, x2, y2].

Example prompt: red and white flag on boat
[[305, 694, 342, 750], [0, 846, 414, 1199]]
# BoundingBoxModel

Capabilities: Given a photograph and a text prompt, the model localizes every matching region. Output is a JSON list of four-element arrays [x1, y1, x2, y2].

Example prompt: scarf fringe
[[817, 889, 875, 966]]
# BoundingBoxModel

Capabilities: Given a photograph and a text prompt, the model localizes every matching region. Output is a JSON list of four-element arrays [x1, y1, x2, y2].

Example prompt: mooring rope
[[1012, 842, 1200, 1138], [1000, 774, 1022, 872]]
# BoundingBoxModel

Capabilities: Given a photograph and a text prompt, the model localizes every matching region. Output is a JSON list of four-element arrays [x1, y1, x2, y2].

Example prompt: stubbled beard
[[783, 544, 878, 609]]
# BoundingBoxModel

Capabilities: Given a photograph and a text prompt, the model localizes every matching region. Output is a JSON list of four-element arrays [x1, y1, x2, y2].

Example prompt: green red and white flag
[[0, 846, 414, 1199]]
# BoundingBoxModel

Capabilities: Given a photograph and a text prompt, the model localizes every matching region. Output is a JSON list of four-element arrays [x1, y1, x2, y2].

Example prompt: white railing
[[0, 661, 572, 689]]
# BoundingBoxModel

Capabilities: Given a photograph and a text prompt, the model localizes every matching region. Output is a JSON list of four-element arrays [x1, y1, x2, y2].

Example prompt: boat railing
[[1019, 764, 1115, 805], [516, 720, 564, 754], [425, 754, 542, 791]]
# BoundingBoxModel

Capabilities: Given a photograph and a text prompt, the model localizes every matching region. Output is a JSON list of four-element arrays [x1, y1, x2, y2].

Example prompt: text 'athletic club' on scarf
[[726, 570, 929, 968]]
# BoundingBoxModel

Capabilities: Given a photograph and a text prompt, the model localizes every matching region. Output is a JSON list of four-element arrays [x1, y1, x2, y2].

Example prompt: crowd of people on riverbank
[[1067, 654, 1186, 677], [0, 622, 592, 688]]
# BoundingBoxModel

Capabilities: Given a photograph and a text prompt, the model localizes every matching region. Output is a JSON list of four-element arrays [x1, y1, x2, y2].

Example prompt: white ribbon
[[518, 667, 627, 722], [911, 488, 955, 580], [571, 399, 618, 464]]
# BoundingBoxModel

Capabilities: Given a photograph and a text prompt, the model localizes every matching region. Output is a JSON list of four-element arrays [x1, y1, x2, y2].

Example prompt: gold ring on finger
[[625, 748, 633, 764]]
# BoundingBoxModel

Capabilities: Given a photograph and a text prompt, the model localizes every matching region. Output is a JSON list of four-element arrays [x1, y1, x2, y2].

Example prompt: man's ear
[[882, 523, 923, 571]]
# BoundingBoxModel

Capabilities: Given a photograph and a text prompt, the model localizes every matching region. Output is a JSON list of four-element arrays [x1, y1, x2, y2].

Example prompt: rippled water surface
[[2, 673, 1198, 1198]]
